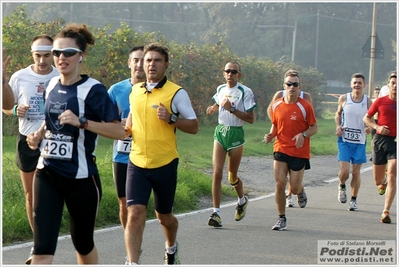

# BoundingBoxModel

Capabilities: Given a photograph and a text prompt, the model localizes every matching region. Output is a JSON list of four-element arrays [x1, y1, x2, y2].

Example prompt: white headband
[[31, 45, 53, 52]]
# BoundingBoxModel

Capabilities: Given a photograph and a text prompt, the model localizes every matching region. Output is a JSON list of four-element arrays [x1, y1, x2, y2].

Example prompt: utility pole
[[292, 21, 297, 62], [315, 9, 320, 69], [368, 3, 377, 99], [70, 3, 73, 22], [256, 24, 296, 62]]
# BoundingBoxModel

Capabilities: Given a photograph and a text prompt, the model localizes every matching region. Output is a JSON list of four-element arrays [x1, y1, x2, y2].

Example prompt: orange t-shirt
[[271, 97, 317, 159]]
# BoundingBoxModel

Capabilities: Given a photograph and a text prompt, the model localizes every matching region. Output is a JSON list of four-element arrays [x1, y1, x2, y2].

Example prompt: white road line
[[2, 166, 372, 251]]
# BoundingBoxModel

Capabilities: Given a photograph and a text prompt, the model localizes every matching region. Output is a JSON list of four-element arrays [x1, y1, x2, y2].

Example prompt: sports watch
[[168, 114, 178, 124], [230, 107, 236, 113], [79, 116, 88, 129]]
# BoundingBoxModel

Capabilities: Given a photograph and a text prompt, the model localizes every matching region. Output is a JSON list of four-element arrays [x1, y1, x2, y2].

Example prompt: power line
[[85, 13, 395, 28], [318, 14, 396, 27]]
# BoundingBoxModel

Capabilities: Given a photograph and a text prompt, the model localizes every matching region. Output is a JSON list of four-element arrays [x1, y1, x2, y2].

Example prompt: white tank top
[[282, 90, 304, 98], [341, 93, 368, 144]]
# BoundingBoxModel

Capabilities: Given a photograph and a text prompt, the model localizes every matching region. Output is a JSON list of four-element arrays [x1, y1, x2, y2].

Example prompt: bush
[[2, 6, 326, 135]]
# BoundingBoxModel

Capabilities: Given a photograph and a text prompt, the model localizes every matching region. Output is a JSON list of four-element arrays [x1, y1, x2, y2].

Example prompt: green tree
[[2, 5, 327, 135]]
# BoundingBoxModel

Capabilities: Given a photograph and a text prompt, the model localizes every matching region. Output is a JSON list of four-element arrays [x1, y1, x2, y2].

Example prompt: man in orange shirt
[[267, 86, 313, 208], [264, 69, 318, 230]]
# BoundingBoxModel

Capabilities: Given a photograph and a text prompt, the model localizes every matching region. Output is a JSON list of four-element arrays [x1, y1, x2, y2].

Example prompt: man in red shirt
[[364, 71, 397, 223]]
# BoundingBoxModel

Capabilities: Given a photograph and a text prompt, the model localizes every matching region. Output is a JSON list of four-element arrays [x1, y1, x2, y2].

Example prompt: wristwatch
[[79, 116, 88, 129], [302, 132, 307, 138], [230, 107, 236, 113], [168, 114, 178, 124]]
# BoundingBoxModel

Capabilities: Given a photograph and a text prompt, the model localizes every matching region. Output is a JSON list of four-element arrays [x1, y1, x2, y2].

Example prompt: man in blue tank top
[[335, 73, 372, 211]]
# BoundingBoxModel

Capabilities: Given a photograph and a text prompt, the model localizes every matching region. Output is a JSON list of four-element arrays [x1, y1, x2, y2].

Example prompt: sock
[[351, 196, 357, 201], [213, 208, 220, 215], [165, 242, 176, 254], [279, 214, 286, 220], [238, 196, 246, 205], [383, 209, 389, 214], [340, 184, 346, 189]]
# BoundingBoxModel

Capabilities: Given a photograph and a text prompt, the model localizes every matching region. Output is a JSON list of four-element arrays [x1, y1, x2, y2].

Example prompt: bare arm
[[264, 123, 278, 143], [334, 94, 346, 136], [304, 123, 318, 138], [59, 109, 125, 140], [124, 112, 133, 137], [84, 120, 125, 140], [172, 118, 199, 134], [220, 98, 255, 124], [2, 48, 15, 110], [303, 92, 313, 105], [206, 103, 219, 115], [26, 122, 46, 150], [363, 114, 377, 131], [232, 109, 255, 124], [364, 112, 390, 136], [267, 91, 283, 120], [2, 82, 15, 110], [157, 102, 199, 134], [364, 97, 373, 134]]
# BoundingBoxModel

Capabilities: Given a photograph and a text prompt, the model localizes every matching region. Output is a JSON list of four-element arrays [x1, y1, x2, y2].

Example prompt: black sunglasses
[[285, 82, 300, 87], [51, 47, 82, 58], [224, 69, 240, 74]]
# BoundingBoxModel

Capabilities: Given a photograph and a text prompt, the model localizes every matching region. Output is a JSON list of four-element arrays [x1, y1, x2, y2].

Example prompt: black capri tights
[[33, 167, 102, 256]]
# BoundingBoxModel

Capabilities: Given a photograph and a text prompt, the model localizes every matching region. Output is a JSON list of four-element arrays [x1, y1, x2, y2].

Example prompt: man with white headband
[[2, 35, 59, 265]]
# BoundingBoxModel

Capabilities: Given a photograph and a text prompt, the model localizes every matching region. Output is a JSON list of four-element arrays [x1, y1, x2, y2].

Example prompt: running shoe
[[25, 247, 33, 265], [297, 189, 307, 208], [378, 182, 387, 195], [271, 217, 287, 231], [164, 242, 180, 265], [338, 186, 347, 203], [235, 196, 248, 221], [348, 200, 357, 211], [124, 250, 142, 265], [381, 211, 391, 224], [208, 212, 222, 227], [286, 195, 295, 208]]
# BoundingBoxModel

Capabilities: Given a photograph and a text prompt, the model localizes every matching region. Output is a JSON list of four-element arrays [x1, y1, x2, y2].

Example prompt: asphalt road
[[2, 164, 397, 266]]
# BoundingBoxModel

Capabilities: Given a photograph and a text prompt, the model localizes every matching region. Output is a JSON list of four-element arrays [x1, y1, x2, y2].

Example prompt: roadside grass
[[2, 116, 372, 245]]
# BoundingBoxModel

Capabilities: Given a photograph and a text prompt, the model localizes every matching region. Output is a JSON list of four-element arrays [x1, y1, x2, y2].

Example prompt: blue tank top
[[108, 78, 133, 164]]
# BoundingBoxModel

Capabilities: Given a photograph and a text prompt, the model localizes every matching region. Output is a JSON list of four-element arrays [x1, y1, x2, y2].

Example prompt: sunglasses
[[285, 82, 300, 87], [51, 47, 82, 57], [224, 69, 240, 74]]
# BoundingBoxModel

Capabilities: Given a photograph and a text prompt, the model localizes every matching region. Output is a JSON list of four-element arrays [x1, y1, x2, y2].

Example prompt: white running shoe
[[297, 189, 307, 208], [348, 200, 357, 211], [286, 195, 295, 207], [271, 217, 287, 231], [338, 186, 347, 203]]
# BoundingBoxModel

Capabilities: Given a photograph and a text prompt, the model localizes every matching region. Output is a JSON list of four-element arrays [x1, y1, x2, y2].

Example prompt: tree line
[[2, 5, 346, 135], [2, 2, 396, 84]]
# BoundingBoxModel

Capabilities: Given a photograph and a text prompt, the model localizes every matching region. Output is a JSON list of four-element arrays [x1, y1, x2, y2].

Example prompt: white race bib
[[343, 127, 361, 142], [40, 131, 74, 160], [117, 136, 132, 154]]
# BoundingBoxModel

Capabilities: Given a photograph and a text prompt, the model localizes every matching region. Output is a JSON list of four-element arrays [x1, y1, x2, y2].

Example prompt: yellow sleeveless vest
[[129, 78, 181, 168]]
